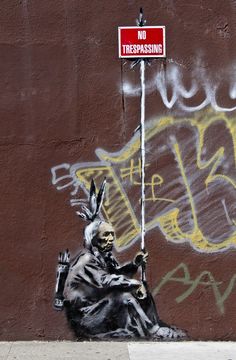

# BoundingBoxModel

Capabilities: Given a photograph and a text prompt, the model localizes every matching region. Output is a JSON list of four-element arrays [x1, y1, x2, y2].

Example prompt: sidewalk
[[0, 341, 235, 360]]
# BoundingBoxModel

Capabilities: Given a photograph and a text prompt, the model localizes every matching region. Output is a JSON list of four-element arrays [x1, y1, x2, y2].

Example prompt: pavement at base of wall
[[0, 341, 235, 360]]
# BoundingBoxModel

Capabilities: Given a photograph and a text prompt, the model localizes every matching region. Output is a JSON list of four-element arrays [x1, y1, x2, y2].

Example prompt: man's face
[[96, 223, 115, 252]]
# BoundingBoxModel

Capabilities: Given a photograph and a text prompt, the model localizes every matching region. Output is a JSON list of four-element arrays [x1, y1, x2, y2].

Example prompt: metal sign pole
[[140, 58, 146, 283], [118, 8, 166, 284], [137, 8, 147, 283]]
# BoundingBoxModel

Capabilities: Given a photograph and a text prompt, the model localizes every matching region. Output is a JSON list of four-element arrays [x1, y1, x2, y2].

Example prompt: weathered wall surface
[[1, 0, 236, 340]]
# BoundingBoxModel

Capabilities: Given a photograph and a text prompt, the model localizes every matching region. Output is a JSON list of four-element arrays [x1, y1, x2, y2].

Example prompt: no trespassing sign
[[118, 26, 166, 58]]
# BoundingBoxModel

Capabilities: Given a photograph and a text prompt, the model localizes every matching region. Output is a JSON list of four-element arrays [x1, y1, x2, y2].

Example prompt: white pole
[[140, 59, 146, 282]]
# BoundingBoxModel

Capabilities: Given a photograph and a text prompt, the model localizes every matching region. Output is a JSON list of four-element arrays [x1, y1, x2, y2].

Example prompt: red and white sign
[[118, 26, 166, 58]]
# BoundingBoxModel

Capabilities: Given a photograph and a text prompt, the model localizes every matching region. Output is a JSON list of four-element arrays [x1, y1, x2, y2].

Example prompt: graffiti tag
[[152, 263, 236, 314], [51, 110, 236, 252]]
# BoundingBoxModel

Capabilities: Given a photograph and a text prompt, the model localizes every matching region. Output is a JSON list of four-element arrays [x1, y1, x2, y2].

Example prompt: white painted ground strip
[[128, 342, 236, 360], [0, 341, 236, 360]]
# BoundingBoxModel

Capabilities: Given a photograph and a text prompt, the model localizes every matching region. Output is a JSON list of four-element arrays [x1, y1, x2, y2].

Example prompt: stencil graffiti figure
[[54, 179, 186, 339]]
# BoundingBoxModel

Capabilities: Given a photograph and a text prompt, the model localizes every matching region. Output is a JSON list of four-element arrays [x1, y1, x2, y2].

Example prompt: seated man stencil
[[55, 179, 186, 339]]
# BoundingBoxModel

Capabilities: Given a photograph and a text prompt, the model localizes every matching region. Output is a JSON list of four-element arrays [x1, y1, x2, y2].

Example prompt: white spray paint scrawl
[[122, 62, 236, 112]]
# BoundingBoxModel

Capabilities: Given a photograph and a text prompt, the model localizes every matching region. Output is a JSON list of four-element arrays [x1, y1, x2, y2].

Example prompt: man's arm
[[68, 252, 141, 292], [115, 251, 149, 277], [84, 262, 141, 291]]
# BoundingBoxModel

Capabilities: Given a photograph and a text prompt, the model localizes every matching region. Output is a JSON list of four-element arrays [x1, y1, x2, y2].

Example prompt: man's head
[[92, 222, 115, 252]]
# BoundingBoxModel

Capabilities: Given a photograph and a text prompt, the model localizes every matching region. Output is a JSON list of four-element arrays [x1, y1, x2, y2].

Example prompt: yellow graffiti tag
[[120, 158, 175, 203], [75, 109, 236, 251]]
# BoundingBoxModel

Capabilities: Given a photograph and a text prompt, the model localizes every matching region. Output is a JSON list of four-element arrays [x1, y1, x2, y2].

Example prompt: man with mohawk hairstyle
[[60, 179, 186, 339]]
